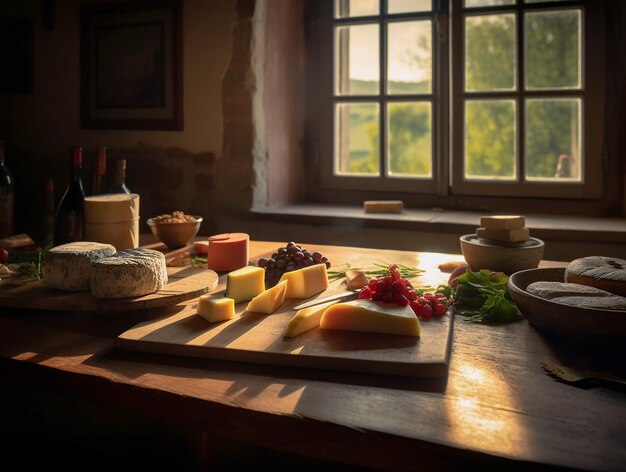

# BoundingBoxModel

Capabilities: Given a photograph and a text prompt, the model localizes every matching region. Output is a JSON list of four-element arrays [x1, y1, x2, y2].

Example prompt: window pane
[[335, 24, 380, 95], [465, 100, 517, 180], [387, 102, 432, 177], [387, 0, 431, 14], [525, 98, 581, 181], [387, 20, 432, 94], [465, 0, 515, 7], [335, 0, 379, 18], [525, 10, 581, 90], [465, 14, 516, 92], [335, 103, 380, 175]]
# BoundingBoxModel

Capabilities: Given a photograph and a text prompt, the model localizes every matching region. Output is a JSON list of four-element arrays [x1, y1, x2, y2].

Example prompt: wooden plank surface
[[116, 287, 453, 378], [0, 266, 218, 313], [117, 243, 461, 377]]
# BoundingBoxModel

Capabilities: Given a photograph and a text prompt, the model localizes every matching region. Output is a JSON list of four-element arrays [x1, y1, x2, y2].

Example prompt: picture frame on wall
[[80, 0, 182, 130]]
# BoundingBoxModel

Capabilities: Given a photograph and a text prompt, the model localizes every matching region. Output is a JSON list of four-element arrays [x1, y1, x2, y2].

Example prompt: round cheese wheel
[[42, 242, 116, 291], [90, 248, 168, 299], [84, 193, 140, 223], [207, 233, 249, 272]]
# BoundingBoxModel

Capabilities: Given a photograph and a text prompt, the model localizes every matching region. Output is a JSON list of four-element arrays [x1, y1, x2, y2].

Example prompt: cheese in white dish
[[90, 248, 168, 299], [42, 242, 116, 291]]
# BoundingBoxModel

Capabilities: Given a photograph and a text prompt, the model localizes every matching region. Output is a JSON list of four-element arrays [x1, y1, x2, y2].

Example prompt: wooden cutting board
[[117, 276, 455, 377], [0, 266, 218, 313]]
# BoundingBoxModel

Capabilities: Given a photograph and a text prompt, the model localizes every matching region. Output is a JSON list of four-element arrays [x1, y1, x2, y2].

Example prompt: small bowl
[[460, 233, 544, 275], [508, 267, 626, 350], [147, 216, 203, 249]]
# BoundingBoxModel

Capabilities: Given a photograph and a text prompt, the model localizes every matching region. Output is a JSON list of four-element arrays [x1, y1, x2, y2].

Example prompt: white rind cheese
[[42, 242, 116, 291], [90, 248, 168, 299]]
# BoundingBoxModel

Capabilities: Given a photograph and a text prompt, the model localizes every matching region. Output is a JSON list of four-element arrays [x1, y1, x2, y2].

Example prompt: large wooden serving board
[[117, 276, 454, 378], [0, 266, 218, 313]]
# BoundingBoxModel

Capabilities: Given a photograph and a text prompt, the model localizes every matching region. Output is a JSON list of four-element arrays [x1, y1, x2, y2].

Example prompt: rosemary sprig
[[327, 263, 425, 282]]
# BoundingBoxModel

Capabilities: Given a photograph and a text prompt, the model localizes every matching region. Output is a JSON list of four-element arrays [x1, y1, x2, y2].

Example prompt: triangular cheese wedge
[[278, 263, 328, 298], [246, 280, 288, 314], [320, 299, 420, 336], [283, 300, 337, 338]]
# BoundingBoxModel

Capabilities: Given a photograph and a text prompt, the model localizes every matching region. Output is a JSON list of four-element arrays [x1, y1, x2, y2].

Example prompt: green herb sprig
[[453, 269, 520, 323], [327, 263, 425, 282]]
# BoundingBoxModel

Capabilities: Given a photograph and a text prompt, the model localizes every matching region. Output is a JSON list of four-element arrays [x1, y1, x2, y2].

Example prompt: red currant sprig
[[357, 264, 450, 321]]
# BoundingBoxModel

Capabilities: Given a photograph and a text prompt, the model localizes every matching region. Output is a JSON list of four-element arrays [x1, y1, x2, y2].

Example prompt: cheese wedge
[[197, 296, 235, 323], [246, 280, 288, 314], [225, 265, 265, 303], [283, 301, 337, 338], [320, 299, 420, 336], [278, 263, 329, 299]]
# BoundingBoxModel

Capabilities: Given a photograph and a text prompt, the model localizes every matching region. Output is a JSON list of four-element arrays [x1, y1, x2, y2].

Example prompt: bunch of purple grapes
[[257, 241, 331, 286]]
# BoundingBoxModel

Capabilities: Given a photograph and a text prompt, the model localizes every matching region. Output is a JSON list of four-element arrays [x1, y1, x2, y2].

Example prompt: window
[[311, 0, 605, 204]]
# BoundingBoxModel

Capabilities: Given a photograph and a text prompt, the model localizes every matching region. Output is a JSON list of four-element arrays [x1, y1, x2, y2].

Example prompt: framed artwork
[[80, 0, 182, 130]]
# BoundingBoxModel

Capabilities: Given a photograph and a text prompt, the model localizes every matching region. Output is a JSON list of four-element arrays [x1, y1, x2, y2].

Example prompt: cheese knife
[[292, 290, 360, 310]]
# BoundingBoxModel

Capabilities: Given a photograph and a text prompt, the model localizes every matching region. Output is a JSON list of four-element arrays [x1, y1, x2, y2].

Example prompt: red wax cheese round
[[207, 233, 249, 272]]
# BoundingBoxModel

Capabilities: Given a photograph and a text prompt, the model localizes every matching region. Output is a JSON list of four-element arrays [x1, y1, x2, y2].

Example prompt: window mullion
[[380, 0, 387, 178], [517, 4, 524, 184]]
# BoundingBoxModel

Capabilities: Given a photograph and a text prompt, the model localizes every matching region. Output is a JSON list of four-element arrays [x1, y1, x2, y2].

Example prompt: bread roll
[[527, 281, 626, 310], [564, 256, 626, 296]]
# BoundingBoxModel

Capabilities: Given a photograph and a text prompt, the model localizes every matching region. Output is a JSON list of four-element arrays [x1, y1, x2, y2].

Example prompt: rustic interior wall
[[2, 0, 238, 237]]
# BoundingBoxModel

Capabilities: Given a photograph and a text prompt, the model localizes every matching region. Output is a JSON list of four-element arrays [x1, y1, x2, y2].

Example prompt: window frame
[[450, 0, 604, 199], [307, 0, 607, 209], [318, 0, 449, 195]]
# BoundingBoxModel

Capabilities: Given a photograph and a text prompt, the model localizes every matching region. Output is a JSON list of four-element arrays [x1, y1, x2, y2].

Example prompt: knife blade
[[292, 290, 360, 310]]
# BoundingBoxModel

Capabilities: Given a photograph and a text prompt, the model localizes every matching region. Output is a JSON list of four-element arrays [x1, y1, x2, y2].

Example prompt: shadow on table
[[85, 346, 449, 394]]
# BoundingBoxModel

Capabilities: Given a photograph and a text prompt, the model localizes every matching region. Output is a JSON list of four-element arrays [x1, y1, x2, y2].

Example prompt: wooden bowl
[[460, 234, 544, 275], [508, 267, 626, 349], [147, 216, 202, 249]]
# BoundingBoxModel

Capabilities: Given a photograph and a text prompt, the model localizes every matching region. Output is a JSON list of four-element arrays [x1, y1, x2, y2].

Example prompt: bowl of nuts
[[147, 211, 203, 249]]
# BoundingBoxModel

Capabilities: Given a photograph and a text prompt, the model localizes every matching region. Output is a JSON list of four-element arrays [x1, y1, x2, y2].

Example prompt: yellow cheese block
[[278, 263, 329, 299], [363, 200, 404, 214], [320, 299, 420, 336], [479, 215, 525, 230], [246, 280, 288, 314], [283, 300, 337, 338], [225, 265, 265, 303], [477, 226, 529, 243], [197, 296, 235, 323]]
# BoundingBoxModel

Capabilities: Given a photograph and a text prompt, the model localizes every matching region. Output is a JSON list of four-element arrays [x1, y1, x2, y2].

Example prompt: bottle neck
[[97, 147, 106, 175]]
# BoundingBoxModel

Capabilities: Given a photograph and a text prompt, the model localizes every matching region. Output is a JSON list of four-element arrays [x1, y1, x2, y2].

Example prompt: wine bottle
[[92, 146, 107, 195], [40, 178, 54, 248], [109, 159, 130, 194], [0, 140, 14, 238], [54, 146, 85, 246]]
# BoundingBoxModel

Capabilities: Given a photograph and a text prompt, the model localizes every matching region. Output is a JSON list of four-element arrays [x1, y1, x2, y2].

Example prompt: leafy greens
[[453, 269, 520, 323]]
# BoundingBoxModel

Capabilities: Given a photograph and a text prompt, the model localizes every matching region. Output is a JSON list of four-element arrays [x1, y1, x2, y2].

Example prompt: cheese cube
[[197, 296, 235, 323], [320, 299, 420, 336], [283, 301, 337, 338], [246, 280, 288, 314], [278, 263, 329, 299], [477, 226, 529, 243], [363, 200, 404, 214], [479, 215, 525, 230], [225, 265, 265, 303]]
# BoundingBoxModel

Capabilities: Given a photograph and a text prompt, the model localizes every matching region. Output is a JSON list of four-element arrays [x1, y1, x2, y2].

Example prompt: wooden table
[[0, 241, 624, 470]]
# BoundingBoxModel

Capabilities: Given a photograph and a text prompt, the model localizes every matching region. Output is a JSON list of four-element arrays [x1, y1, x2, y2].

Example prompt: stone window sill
[[247, 204, 626, 261]]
